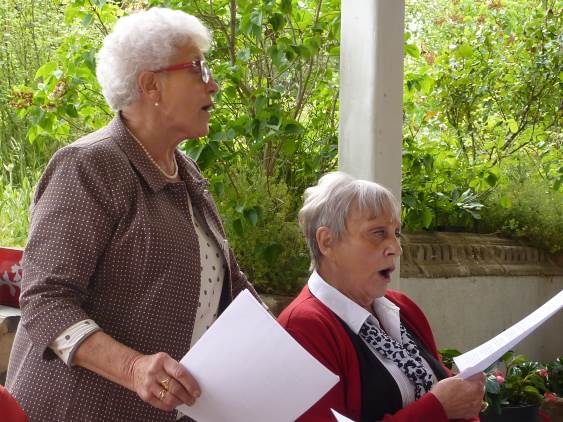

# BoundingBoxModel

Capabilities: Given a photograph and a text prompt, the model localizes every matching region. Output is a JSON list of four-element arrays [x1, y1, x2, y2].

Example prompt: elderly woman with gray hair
[[278, 172, 485, 422], [6, 7, 258, 422]]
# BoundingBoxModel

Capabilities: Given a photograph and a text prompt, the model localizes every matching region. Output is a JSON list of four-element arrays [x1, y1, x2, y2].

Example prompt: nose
[[385, 236, 403, 257], [207, 76, 219, 95]]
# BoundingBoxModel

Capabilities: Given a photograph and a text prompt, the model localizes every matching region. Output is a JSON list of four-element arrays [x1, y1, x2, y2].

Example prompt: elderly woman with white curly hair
[[278, 172, 485, 422], [6, 7, 259, 422]]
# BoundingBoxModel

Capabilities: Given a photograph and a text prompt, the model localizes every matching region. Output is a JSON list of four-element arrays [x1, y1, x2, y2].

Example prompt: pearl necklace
[[125, 127, 178, 180]]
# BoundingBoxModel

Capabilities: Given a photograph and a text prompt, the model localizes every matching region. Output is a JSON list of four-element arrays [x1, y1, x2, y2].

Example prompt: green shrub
[[480, 171, 562, 254], [212, 164, 310, 295], [0, 172, 36, 247]]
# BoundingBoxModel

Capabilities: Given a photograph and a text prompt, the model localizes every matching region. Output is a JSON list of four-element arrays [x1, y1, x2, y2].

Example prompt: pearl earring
[[154, 102, 159, 107]]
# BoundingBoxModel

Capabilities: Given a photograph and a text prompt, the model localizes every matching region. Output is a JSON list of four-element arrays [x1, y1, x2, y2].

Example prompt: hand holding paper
[[454, 290, 563, 379], [176, 290, 339, 422]]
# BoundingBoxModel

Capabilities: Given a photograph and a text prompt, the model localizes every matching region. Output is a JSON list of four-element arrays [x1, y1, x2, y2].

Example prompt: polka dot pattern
[[189, 204, 224, 348], [5, 115, 257, 422]]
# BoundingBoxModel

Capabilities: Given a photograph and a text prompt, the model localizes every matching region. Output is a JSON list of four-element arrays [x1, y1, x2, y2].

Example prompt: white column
[[339, 0, 404, 197], [339, 0, 405, 288]]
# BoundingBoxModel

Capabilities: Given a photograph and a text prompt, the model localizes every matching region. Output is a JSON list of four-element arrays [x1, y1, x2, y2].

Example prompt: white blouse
[[308, 271, 437, 407]]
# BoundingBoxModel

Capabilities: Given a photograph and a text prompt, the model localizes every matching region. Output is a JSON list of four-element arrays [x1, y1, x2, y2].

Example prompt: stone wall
[[397, 233, 562, 362]]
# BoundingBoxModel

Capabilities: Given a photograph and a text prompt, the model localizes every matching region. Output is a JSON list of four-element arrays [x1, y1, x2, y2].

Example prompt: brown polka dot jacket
[[6, 115, 259, 421]]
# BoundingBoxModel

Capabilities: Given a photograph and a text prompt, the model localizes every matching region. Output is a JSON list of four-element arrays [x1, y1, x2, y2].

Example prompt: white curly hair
[[96, 7, 211, 111]]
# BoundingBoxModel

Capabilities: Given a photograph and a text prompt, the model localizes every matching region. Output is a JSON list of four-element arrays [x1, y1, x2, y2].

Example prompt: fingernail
[[193, 390, 201, 398]]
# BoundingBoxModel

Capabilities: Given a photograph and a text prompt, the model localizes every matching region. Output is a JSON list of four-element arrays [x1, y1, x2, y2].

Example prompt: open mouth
[[378, 266, 395, 280]]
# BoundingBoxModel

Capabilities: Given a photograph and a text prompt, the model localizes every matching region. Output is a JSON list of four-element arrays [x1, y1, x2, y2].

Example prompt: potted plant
[[481, 352, 560, 422]]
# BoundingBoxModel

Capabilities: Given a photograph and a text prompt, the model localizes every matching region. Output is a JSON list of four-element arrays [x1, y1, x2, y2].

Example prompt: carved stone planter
[[400, 232, 562, 278]]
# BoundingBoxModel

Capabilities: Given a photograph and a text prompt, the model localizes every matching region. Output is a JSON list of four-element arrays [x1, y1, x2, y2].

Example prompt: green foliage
[[1, 0, 561, 293], [484, 351, 558, 413], [438, 348, 462, 371], [166, 0, 341, 196], [214, 164, 310, 295], [0, 172, 35, 247], [546, 357, 563, 396], [0, 0, 68, 184], [403, 0, 562, 232], [480, 162, 563, 253]]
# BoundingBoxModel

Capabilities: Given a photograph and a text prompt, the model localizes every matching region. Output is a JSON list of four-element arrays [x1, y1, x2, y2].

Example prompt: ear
[[137, 70, 161, 104], [316, 226, 334, 258]]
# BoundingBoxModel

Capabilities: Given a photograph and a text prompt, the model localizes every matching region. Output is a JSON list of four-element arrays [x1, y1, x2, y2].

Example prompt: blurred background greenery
[[1, 0, 561, 294]]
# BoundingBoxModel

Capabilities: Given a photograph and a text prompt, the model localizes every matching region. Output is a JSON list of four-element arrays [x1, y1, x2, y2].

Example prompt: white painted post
[[339, 0, 405, 288]]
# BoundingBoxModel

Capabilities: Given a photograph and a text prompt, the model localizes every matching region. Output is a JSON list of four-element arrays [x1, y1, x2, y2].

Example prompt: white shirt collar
[[308, 270, 403, 342]]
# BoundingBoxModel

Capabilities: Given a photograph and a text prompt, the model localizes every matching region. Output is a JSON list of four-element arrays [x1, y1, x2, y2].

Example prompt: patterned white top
[[189, 198, 224, 348]]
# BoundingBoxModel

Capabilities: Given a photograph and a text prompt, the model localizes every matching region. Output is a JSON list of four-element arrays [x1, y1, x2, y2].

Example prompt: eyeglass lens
[[201, 61, 211, 84]]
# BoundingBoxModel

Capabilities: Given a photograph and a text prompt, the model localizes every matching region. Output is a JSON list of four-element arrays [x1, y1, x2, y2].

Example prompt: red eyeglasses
[[153, 59, 212, 84]]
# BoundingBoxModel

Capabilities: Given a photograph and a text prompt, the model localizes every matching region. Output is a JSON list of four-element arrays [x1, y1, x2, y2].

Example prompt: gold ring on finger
[[158, 388, 168, 401], [159, 377, 171, 391], [480, 400, 489, 412]]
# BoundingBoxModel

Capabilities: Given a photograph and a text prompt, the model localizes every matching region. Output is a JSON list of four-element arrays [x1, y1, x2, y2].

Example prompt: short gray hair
[[96, 7, 211, 111], [299, 171, 400, 270]]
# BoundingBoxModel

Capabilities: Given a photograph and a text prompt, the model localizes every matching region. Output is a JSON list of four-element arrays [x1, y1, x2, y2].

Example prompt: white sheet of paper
[[176, 289, 339, 422], [454, 290, 563, 379], [331, 409, 356, 422]]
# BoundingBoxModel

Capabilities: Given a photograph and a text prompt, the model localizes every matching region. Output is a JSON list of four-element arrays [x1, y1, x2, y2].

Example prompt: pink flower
[[538, 368, 549, 377], [494, 370, 505, 384], [544, 392, 557, 402]]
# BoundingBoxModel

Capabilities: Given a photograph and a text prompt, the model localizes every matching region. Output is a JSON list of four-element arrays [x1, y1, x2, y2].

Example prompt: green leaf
[[213, 181, 224, 197], [184, 143, 205, 161], [328, 46, 340, 56], [280, 0, 292, 14], [236, 48, 251, 63], [35, 62, 57, 80], [233, 218, 244, 236], [511, 355, 529, 367], [507, 119, 519, 133], [422, 207, 433, 228], [284, 122, 304, 134], [457, 44, 473, 58], [522, 385, 540, 395], [82, 13, 93, 26], [27, 125, 38, 143], [499, 197, 512, 208], [501, 351, 514, 365], [64, 104, 79, 118], [485, 171, 498, 187], [244, 207, 259, 226], [262, 243, 283, 264], [282, 139, 297, 155], [304, 36, 321, 55], [269, 13, 285, 32], [405, 43, 420, 58], [486, 375, 501, 394]]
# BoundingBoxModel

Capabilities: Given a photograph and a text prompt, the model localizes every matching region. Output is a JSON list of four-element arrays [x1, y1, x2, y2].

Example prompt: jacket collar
[[109, 114, 174, 193], [108, 114, 215, 223]]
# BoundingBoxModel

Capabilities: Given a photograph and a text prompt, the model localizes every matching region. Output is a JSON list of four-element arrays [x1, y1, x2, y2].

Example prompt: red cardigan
[[278, 286, 475, 422], [0, 385, 28, 422]]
